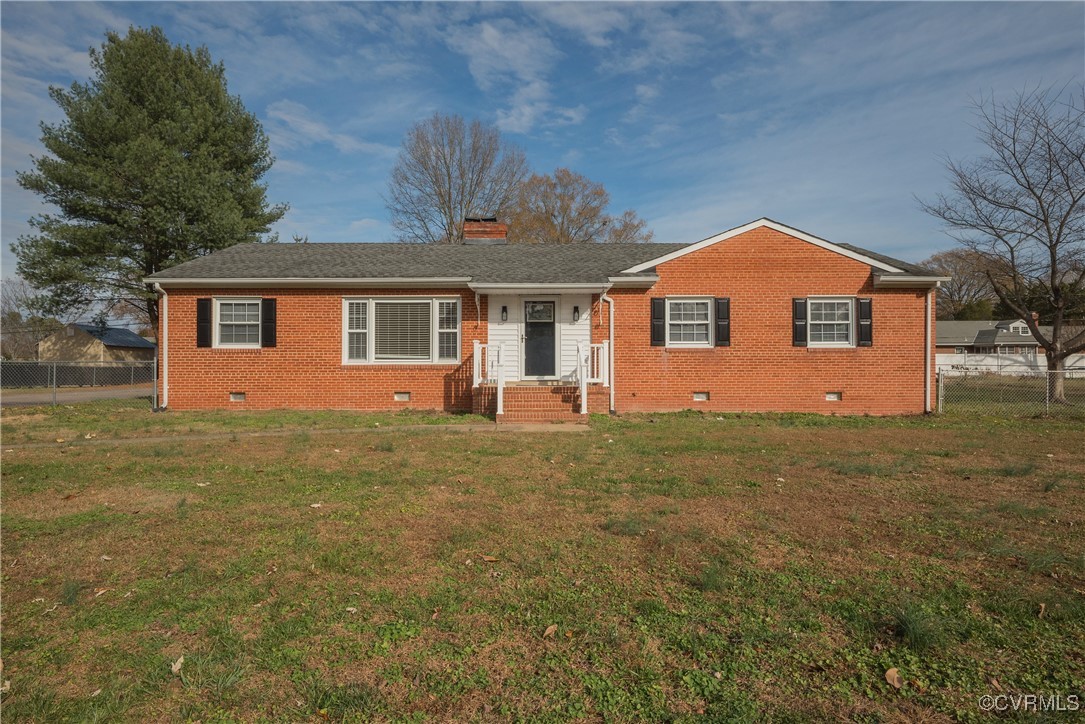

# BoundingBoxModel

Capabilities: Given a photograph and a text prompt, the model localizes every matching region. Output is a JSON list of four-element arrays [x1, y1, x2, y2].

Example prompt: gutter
[[925, 288, 932, 413], [154, 283, 168, 409], [873, 274, 951, 289], [600, 291, 616, 414], [141, 277, 473, 289]]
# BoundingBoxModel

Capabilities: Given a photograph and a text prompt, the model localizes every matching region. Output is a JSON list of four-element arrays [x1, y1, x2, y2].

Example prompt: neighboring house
[[936, 319, 1048, 356], [935, 319, 1085, 374], [38, 323, 156, 362], [145, 218, 947, 419]]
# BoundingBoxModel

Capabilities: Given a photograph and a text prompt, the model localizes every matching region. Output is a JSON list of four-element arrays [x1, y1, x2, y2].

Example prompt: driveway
[[1, 384, 152, 407]]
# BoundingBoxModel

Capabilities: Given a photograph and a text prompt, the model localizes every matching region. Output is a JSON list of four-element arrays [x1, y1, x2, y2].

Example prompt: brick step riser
[[498, 417, 587, 423]]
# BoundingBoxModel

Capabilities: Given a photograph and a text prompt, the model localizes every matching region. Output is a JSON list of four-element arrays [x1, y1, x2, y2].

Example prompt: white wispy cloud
[[527, 4, 631, 48], [265, 100, 396, 156], [446, 17, 586, 133]]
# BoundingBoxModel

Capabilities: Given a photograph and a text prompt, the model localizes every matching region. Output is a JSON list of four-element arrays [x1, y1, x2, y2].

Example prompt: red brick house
[[145, 218, 947, 420]]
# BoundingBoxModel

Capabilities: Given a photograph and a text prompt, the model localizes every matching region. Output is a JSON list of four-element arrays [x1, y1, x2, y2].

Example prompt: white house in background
[[934, 319, 1085, 374]]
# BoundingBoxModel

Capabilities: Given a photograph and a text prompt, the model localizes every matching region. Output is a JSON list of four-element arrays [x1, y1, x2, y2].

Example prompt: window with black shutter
[[196, 298, 212, 348], [261, 299, 277, 348], [792, 298, 807, 347], [857, 298, 872, 347], [714, 298, 730, 347], [650, 298, 665, 346]]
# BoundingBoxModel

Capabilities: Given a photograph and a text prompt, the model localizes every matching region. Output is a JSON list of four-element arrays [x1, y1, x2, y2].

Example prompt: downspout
[[600, 290, 616, 414], [154, 283, 168, 409], [924, 288, 932, 413]]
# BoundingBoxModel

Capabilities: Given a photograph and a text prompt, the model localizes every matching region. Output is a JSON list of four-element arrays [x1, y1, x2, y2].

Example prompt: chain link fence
[[0, 360, 156, 407], [938, 369, 1085, 418]]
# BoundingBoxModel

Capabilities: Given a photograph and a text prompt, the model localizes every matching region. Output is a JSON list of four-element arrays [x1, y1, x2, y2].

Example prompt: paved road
[[1, 384, 153, 407]]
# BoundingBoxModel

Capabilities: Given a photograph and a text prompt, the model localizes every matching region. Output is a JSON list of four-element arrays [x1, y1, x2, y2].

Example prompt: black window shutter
[[715, 298, 730, 347], [196, 298, 212, 348], [261, 298, 277, 348], [857, 297, 872, 347], [792, 298, 807, 347], [650, 298, 665, 346]]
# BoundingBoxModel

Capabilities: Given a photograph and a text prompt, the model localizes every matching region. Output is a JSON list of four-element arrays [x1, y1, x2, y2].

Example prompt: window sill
[[341, 360, 461, 367], [664, 344, 715, 350]]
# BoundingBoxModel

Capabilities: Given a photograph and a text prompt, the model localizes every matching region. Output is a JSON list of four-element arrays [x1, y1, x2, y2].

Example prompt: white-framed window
[[342, 297, 460, 364], [808, 297, 854, 347], [666, 298, 712, 347], [215, 298, 261, 348], [437, 300, 459, 360], [954, 346, 966, 354]]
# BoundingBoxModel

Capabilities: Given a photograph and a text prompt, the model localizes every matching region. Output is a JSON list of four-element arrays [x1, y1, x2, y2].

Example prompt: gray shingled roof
[[74, 323, 156, 349], [146, 242, 692, 284], [145, 227, 939, 284], [836, 244, 938, 276], [936, 320, 1049, 346]]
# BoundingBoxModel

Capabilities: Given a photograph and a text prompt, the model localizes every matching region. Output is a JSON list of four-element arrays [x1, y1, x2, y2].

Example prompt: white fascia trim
[[607, 275, 659, 287], [468, 283, 611, 295], [142, 277, 473, 288], [620, 218, 906, 275], [873, 274, 951, 289]]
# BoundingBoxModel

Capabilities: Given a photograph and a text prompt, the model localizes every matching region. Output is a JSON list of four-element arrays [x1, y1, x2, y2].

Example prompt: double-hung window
[[216, 298, 261, 347], [808, 298, 854, 347], [667, 299, 712, 347], [343, 298, 460, 364]]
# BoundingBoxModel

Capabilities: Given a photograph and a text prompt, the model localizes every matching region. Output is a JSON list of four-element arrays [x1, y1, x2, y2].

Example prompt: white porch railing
[[585, 342, 609, 385], [473, 340, 507, 416], [472, 341, 505, 387], [576, 343, 589, 414], [575, 341, 610, 414]]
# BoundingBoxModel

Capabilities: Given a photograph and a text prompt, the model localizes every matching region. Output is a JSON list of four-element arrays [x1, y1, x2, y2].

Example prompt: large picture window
[[808, 298, 853, 346], [343, 298, 460, 364]]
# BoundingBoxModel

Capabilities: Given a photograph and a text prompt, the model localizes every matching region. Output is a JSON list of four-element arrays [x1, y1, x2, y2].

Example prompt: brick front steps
[[473, 383, 608, 423]]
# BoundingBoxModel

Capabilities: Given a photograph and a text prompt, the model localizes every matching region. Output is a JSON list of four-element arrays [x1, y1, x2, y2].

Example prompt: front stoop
[[474, 384, 601, 423]]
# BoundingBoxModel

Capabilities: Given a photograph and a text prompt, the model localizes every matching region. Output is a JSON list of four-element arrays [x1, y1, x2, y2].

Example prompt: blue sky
[[2, 1, 1083, 280]]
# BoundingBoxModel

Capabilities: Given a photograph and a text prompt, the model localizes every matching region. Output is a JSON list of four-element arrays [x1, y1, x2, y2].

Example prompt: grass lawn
[[1, 403, 1083, 721]]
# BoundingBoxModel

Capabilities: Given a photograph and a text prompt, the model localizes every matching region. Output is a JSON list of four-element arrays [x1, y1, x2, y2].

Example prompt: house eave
[[143, 277, 474, 289], [607, 275, 659, 288], [872, 274, 950, 289], [468, 282, 613, 295]]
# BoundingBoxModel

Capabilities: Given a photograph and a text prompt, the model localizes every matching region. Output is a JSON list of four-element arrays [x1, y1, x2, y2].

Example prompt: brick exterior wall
[[158, 227, 935, 415], [591, 227, 936, 415], [158, 288, 485, 411]]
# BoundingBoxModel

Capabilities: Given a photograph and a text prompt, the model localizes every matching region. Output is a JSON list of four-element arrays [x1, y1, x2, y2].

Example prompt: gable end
[[620, 218, 906, 275]]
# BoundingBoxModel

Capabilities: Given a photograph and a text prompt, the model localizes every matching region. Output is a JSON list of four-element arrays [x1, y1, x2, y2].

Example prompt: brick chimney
[[463, 216, 507, 245]]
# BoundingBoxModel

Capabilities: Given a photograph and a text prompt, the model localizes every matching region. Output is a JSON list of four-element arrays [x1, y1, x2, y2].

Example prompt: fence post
[[937, 370, 944, 413], [52, 362, 57, 406], [152, 358, 158, 410], [1046, 370, 1050, 415]]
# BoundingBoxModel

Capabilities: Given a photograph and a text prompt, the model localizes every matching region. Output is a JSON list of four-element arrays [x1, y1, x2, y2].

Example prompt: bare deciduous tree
[[0, 278, 72, 359], [506, 168, 654, 244], [922, 86, 1085, 401], [386, 114, 529, 244], [919, 249, 997, 319]]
